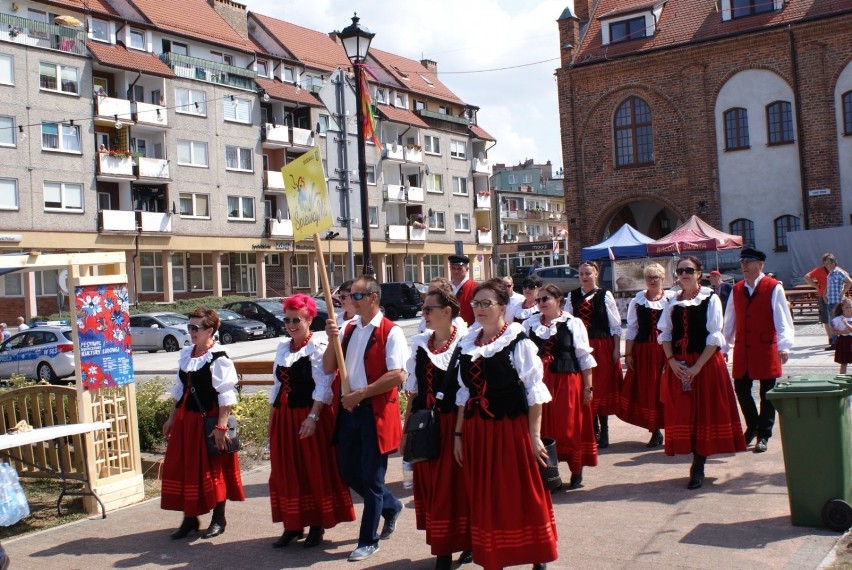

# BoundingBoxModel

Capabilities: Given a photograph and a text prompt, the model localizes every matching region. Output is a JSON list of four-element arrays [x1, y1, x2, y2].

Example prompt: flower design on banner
[[75, 284, 135, 390]]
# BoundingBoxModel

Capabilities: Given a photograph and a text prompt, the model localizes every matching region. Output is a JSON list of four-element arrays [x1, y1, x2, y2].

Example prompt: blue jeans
[[337, 403, 401, 547]]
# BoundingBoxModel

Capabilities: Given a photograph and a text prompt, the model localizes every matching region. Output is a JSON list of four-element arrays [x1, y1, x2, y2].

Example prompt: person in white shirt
[[16, 317, 28, 332], [502, 275, 526, 323]]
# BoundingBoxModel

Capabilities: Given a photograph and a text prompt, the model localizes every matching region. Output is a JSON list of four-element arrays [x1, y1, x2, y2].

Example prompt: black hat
[[448, 254, 470, 265], [739, 247, 766, 262]]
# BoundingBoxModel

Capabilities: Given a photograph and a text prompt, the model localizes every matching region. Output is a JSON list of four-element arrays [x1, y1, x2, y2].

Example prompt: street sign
[[317, 68, 357, 129]]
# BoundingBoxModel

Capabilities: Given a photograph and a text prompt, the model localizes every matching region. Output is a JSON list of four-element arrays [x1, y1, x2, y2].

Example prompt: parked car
[[379, 281, 423, 320], [0, 326, 76, 383], [129, 313, 192, 353], [531, 264, 581, 295], [224, 299, 288, 337], [215, 309, 268, 344], [511, 266, 535, 292]]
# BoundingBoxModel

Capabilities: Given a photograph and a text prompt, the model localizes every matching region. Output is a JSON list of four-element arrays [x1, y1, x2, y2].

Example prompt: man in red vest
[[723, 248, 794, 454], [324, 275, 408, 562], [449, 254, 477, 325]]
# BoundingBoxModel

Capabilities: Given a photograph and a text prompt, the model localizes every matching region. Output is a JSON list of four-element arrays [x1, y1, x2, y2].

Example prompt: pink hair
[[282, 294, 317, 319]]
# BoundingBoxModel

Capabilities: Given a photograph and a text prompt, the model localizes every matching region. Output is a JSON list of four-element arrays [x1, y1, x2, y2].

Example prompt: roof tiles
[[253, 14, 348, 72], [369, 48, 463, 105], [87, 41, 175, 77], [130, 0, 249, 52], [376, 104, 429, 128], [40, 0, 120, 17], [469, 124, 495, 141], [256, 77, 321, 107]]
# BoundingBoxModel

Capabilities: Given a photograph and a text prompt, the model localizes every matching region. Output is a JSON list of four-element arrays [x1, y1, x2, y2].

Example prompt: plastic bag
[[0, 463, 29, 526]]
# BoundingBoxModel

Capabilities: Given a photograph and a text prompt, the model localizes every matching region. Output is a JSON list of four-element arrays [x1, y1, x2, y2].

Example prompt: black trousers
[[734, 376, 777, 439]]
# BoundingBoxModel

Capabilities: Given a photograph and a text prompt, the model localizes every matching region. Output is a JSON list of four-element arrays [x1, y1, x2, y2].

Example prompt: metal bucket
[[539, 437, 562, 492]]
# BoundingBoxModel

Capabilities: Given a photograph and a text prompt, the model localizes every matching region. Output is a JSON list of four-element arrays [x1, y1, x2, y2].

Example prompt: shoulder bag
[[188, 370, 241, 455], [402, 347, 459, 464]]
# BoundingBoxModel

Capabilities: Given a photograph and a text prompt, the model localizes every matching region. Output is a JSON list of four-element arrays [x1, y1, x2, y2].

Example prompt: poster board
[[613, 257, 677, 292]]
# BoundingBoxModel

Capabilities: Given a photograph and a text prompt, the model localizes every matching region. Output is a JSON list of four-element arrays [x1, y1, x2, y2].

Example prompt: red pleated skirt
[[619, 341, 666, 431], [462, 414, 558, 570], [268, 399, 355, 530], [660, 351, 746, 457], [412, 410, 471, 556], [161, 406, 245, 517], [541, 369, 597, 474], [589, 336, 623, 416]]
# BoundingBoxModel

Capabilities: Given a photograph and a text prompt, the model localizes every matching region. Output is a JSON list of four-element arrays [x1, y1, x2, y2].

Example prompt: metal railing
[[0, 13, 86, 56], [159, 52, 257, 91]]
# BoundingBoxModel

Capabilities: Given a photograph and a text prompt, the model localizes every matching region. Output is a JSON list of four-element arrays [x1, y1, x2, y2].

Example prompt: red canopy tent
[[647, 215, 743, 256]]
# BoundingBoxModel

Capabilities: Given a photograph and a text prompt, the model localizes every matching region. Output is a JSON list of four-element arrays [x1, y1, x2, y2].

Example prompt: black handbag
[[188, 371, 241, 455], [402, 347, 459, 464]]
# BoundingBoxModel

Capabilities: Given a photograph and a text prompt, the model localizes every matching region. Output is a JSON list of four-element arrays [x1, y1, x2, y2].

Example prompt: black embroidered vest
[[179, 351, 227, 413], [528, 321, 580, 374], [671, 296, 712, 355], [635, 304, 661, 344], [570, 289, 611, 339], [459, 335, 528, 420], [411, 345, 460, 415], [273, 355, 314, 409]]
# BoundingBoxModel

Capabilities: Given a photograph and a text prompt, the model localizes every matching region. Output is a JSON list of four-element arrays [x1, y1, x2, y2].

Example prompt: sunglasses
[[187, 324, 210, 333], [350, 291, 375, 301], [421, 305, 445, 315], [522, 285, 538, 290], [676, 267, 697, 275], [282, 318, 303, 325], [470, 300, 501, 309], [645, 275, 662, 281], [535, 296, 553, 304]]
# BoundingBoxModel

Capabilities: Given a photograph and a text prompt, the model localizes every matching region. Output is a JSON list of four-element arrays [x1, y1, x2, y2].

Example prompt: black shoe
[[272, 529, 304, 548], [687, 472, 704, 490], [646, 430, 663, 448], [170, 516, 199, 539], [455, 550, 473, 567], [598, 416, 609, 449], [303, 526, 324, 548], [435, 554, 453, 570], [568, 472, 583, 490], [687, 454, 705, 490], [532, 564, 548, 570], [754, 438, 768, 453], [202, 520, 226, 539], [743, 428, 756, 447], [379, 508, 401, 540]]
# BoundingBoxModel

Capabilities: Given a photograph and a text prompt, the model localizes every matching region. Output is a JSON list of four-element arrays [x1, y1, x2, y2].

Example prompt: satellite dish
[[57, 269, 69, 294]]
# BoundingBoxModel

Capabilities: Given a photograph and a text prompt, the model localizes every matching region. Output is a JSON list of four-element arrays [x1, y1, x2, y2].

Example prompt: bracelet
[[307, 413, 320, 422], [213, 424, 229, 431], [453, 431, 463, 437], [585, 386, 593, 392]]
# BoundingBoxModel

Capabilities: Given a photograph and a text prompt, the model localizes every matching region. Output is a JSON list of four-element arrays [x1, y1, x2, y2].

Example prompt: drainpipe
[[788, 25, 810, 229]]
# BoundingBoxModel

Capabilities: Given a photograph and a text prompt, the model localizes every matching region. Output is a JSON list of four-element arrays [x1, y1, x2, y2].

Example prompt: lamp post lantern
[[339, 13, 375, 277]]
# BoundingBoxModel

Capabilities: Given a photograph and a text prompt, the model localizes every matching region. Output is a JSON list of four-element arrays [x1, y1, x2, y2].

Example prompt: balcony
[[135, 157, 170, 180], [262, 123, 290, 147], [475, 192, 491, 210], [409, 226, 427, 242], [386, 225, 408, 242], [159, 52, 257, 91], [477, 229, 493, 245], [416, 108, 470, 126], [264, 170, 285, 191], [265, 218, 293, 238], [384, 184, 405, 202], [134, 101, 168, 128], [0, 13, 86, 56], [501, 209, 521, 219], [291, 127, 313, 147], [404, 147, 423, 163], [472, 157, 492, 175], [96, 154, 134, 181], [95, 96, 133, 122], [382, 144, 405, 162], [137, 211, 172, 233], [98, 210, 137, 233], [407, 186, 424, 203]]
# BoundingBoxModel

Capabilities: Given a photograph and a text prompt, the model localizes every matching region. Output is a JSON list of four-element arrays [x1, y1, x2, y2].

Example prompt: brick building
[[556, 0, 852, 281]]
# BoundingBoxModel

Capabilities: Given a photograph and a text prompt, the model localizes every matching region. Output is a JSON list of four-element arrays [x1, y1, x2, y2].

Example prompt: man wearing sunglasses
[[448, 254, 477, 325], [323, 275, 409, 562]]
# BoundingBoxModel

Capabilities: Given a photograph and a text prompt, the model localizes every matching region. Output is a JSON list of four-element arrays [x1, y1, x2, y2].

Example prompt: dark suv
[[379, 282, 423, 320]]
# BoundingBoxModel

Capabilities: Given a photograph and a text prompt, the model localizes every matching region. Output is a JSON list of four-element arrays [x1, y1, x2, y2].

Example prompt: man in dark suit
[[709, 270, 732, 314]]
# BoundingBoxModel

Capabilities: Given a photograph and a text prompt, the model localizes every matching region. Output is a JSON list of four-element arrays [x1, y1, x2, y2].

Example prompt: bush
[[232, 390, 271, 456], [136, 378, 173, 451]]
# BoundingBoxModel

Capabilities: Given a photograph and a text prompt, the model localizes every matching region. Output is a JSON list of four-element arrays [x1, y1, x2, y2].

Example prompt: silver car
[[0, 326, 76, 383], [129, 313, 192, 353], [531, 264, 582, 295]]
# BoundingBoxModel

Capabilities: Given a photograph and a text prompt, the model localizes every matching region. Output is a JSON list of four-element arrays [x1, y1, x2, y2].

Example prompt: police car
[[0, 326, 76, 383]]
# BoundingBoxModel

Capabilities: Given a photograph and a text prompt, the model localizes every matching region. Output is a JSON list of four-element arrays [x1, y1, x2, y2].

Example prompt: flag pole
[[314, 233, 349, 394]]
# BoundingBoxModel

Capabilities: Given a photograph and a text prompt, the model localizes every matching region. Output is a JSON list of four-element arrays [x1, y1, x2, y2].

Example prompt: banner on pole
[[283, 146, 334, 242], [75, 283, 134, 390]]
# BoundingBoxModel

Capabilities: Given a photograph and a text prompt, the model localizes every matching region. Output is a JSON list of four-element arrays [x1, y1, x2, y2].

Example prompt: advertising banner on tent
[[283, 145, 333, 242], [613, 258, 677, 292], [75, 283, 134, 390]]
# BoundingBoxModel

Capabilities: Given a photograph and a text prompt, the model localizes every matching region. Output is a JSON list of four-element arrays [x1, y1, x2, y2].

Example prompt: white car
[[0, 326, 76, 383], [129, 313, 192, 353]]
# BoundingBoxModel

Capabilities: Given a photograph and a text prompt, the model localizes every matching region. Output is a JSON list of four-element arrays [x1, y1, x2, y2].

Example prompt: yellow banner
[[283, 145, 333, 242]]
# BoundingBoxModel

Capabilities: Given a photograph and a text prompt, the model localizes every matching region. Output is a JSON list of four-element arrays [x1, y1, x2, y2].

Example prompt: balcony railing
[[134, 101, 168, 127], [138, 211, 172, 233], [265, 218, 293, 238], [98, 210, 137, 232], [409, 226, 426, 242], [475, 192, 491, 210], [264, 170, 285, 190], [382, 145, 405, 162], [407, 186, 424, 203], [472, 157, 492, 175], [383, 184, 405, 202], [97, 154, 134, 178], [416, 108, 470, 126], [159, 52, 257, 91], [135, 157, 170, 179], [404, 147, 423, 163], [386, 225, 408, 241], [291, 127, 313, 147], [262, 123, 290, 146], [477, 230, 493, 245], [95, 96, 133, 121], [0, 13, 86, 56]]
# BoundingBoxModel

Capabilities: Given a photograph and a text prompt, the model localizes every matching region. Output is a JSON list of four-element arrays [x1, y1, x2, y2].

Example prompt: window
[[175, 88, 207, 116], [418, 74, 434, 87], [375, 88, 387, 103], [452, 176, 468, 196], [224, 97, 252, 124], [317, 113, 339, 134], [281, 66, 295, 83], [774, 215, 800, 251], [168, 40, 189, 56], [392, 65, 409, 79], [39, 62, 79, 94], [438, 106, 448, 115], [729, 218, 755, 247], [177, 140, 208, 167], [292, 254, 310, 288], [414, 100, 425, 111], [171, 252, 186, 292], [44, 182, 83, 211], [0, 116, 15, 147], [766, 101, 794, 145], [454, 213, 471, 232], [508, 174, 516, 184], [424, 135, 441, 155], [34, 270, 58, 296], [254, 60, 267, 77], [614, 96, 653, 166], [98, 192, 111, 210], [609, 16, 646, 43], [369, 206, 379, 228], [129, 29, 145, 50], [227, 196, 254, 220], [130, 85, 143, 102], [842, 92, 852, 136], [0, 178, 18, 210], [450, 139, 467, 159], [731, 0, 774, 18], [179, 193, 209, 217], [0, 54, 13, 86], [90, 18, 109, 42], [301, 74, 322, 92], [42, 122, 81, 153], [225, 146, 253, 172], [366, 165, 376, 185], [427, 173, 443, 194], [428, 210, 445, 230], [423, 254, 445, 282], [140, 252, 163, 293], [210, 51, 234, 66], [724, 107, 750, 150], [188, 253, 230, 291], [522, 173, 532, 183], [395, 92, 407, 108]]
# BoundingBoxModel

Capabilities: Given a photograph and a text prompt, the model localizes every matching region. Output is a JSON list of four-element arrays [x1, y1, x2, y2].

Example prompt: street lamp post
[[325, 230, 339, 286], [339, 13, 375, 277]]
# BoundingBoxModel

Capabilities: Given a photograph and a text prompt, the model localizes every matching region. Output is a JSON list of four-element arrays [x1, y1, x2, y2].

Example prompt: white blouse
[[522, 311, 597, 371], [514, 302, 540, 322], [455, 322, 551, 407], [504, 292, 526, 323], [404, 329, 463, 395], [564, 289, 622, 336], [269, 336, 335, 405], [657, 287, 727, 350], [625, 289, 677, 341], [417, 315, 469, 337], [171, 344, 238, 407]]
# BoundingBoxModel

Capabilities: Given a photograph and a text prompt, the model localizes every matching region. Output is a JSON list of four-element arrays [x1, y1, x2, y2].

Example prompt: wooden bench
[[234, 360, 274, 393], [786, 288, 819, 321]]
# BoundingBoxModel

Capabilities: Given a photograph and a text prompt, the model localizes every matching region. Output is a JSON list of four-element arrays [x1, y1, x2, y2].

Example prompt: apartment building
[[0, 0, 496, 322]]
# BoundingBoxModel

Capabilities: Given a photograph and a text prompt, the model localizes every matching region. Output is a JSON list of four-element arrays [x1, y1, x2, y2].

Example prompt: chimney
[[420, 59, 438, 73], [207, 0, 248, 39], [557, 6, 581, 67]]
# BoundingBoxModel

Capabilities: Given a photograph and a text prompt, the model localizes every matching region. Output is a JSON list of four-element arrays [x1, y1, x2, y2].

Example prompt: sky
[[246, 0, 573, 172]]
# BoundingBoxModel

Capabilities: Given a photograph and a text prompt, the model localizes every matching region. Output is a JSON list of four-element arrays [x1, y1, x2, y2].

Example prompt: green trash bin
[[767, 378, 852, 531]]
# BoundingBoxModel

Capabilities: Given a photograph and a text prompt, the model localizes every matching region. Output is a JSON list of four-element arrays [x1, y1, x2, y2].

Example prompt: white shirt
[[722, 273, 795, 352], [522, 311, 597, 371], [564, 289, 622, 336], [17, 323, 29, 331], [504, 292, 525, 323], [170, 344, 238, 407], [658, 287, 726, 350], [625, 290, 677, 341], [832, 315, 852, 337], [404, 330, 463, 394], [270, 336, 335, 405], [451, 276, 470, 295], [343, 311, 409, 391]]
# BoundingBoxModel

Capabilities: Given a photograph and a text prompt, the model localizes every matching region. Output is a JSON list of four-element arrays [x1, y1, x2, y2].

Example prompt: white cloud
[[245, 0, 572, 169]]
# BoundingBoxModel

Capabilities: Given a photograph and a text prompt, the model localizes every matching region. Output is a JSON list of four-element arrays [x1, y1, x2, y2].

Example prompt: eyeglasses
[[470, 300, 501, 309], [187, 324, 210, 333], [676, 267, 697, 275], [535, 296, 553, 304], [350, 291, 375, 301], [421, 305, 445, 315], [282, 318, 303, 325]]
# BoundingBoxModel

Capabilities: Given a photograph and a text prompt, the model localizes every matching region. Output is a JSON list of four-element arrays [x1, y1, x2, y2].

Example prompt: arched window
[[766, 101, 794, 145], [729, 218, 755, 247], [774, 215, 800, 252], [614, 96, 653, 167], [724, 107, 749, 150], [843, 91, 852, 136]]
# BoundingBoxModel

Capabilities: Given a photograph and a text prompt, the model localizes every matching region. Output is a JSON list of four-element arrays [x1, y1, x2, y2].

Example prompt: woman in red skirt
[[524, 283, 597, 490], [658, 256, 746, 489], [619, 263, 676, 448], [161, 308, 245, 539], [268, 294, 354, 548], [565, 261, 623, 448], [454, 280, 556, 570], [403, 289, 470, 570]]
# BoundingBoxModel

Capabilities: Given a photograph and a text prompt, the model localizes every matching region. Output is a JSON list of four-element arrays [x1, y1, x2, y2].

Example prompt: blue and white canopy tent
[[581, 224, 654, 261]]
